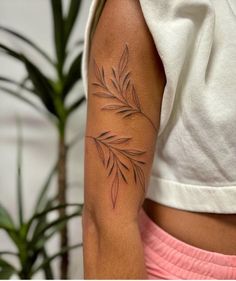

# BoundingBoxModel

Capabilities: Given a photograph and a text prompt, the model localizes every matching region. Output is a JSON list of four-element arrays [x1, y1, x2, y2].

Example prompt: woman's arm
[[83, 0, 166, 279]]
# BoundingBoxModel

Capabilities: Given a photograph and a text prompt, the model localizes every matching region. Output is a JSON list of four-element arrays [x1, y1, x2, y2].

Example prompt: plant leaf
[[62, 52, 83, 98], [0, 44, 57, 115], [51, 0, 65, 77], [30, 211, 80, 246], [0, 26, 54, 66], [0, 76, 35, 93], [16, 119, 24, 226], [41, 248, 54, 279], [34, 164, 57, 214], [64, 0, 82, 44], [32, 243, 82, 275], [0, 259, 16, 279], [0, 86, 46, 115], [118, 44, 129, 76], [0, 204, 15, 231], [66, 96, 85, 116], [25, 61, 56, 115]]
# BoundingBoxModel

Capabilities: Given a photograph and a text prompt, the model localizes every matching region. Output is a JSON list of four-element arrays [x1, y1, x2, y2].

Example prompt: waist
[[143, 198, 236, 255]]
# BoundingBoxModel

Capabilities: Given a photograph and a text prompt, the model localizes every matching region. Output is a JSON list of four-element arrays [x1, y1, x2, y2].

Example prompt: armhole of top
[[82, 0, 174, 138]]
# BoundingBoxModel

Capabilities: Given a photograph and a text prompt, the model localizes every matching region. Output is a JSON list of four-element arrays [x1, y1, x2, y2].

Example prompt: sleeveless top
[[82, 0, 236, 214]]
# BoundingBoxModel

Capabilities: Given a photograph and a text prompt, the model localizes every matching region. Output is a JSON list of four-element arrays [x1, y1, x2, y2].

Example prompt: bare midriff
[[142, 198, 236, 255]]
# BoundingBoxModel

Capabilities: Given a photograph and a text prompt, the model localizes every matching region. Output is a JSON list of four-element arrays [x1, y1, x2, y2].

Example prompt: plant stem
[[58, 129, 69, 279]]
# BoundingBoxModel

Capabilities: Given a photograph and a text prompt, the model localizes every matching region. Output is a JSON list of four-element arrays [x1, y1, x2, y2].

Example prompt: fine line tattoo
[[86, 131, 146, 208], [92, 44, 158, 132]]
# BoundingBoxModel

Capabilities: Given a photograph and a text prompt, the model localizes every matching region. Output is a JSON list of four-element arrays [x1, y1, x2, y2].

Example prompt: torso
[[143, 198, 236, 255]]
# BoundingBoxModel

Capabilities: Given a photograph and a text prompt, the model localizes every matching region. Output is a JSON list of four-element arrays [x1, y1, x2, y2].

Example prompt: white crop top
[[82, 0, 236, 214]]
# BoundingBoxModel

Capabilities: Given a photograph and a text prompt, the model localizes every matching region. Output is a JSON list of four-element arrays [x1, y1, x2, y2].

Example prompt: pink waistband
[[138, 208, 236, 280]]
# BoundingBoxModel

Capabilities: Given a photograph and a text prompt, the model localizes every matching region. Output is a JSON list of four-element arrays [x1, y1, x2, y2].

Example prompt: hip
[[138, 203, 236, 279]]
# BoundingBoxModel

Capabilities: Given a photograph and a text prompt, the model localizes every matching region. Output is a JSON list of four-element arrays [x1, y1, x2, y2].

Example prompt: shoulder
[[92, 0, 151, 51]]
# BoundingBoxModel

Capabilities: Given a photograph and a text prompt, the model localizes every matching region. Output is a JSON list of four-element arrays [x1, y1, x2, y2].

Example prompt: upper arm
[[84, 0, 166, 225]]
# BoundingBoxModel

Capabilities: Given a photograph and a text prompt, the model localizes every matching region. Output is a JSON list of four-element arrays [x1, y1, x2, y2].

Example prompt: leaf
[[0, 259, 16, 279], [124, 149, 146, 156], [131, 85, 141, 110], [108, 162, 115, 176], [30, 211, 80, 246], [93, 59, 103, 84], [0, 86, 48, 117], [108, 137, 131, 144], [101, 67, 105, 84], [116, 109, 135, 115], [94, 140, 105, 165], [111, 176, 119, 208], [134, 165, 145, 192], [112, 68, 116, 77], [118, 168, 127, 183], [0, 26, 54, 66], [64, 0, 82, 44], [66, 96, 85, 116], [62, 51, 83, 98], [121, 72, 131, 90], [51, 0, 65, 77], [32, 243, 82, 275], [119, 161, 129, 170], [16, 119, 24, 226], [111, 79, 119, 90], [106, 150, 112, 168], [41, 248, 54, 279], [0, 204, 15, 231], [97, 131, 110, 139], [34, 163, 57, 214], [0, 76, 35, 93], [93, 92, 115, 98], [102, 104, 123, 110], [118, 44, 129, 76], [25, 61, 56, 115], [0, 44, 57, 115]]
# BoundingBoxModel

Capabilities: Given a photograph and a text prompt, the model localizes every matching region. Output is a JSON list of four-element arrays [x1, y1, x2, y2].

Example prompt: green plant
[[0, 121, 83, 279], [0, 0, 85, 278]]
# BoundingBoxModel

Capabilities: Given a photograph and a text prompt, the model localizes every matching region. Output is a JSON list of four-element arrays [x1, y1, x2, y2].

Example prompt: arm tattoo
[[92, 44, 157, 132], [86, 131, 146, 208], [88, 44, 155, 208]]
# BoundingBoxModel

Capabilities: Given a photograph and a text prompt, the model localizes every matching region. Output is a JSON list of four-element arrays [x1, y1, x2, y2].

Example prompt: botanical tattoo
[[86, 131, 146, 208], [92, 44, 157, 132], [87, 44, 155, 208]]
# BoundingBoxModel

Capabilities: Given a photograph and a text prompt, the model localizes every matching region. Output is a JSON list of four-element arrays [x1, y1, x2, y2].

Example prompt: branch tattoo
[[87, 44, 156, 208]]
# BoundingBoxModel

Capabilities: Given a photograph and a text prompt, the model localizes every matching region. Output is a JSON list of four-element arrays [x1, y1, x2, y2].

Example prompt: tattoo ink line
[[92, 44, 158, 132], [86, 131, 146, 208]]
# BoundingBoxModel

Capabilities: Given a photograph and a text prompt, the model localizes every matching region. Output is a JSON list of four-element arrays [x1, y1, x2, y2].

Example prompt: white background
[[0, 0, 92, 279]]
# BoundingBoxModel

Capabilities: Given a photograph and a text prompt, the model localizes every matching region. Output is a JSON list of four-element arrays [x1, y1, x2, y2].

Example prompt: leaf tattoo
[[87, 131, 146, 208], [92, 44, 157, 132]]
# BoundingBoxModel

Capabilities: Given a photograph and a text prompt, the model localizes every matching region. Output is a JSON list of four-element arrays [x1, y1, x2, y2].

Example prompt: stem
[[58, 129, 69, 279], [139, 111, 158, 132]]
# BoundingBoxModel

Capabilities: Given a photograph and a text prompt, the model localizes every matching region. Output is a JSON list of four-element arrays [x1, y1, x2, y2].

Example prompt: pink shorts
[[138, 208, 236, 280]]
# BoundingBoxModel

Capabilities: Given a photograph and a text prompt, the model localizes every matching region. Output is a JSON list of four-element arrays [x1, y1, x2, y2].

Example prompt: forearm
[[82, 211, 148, 279]]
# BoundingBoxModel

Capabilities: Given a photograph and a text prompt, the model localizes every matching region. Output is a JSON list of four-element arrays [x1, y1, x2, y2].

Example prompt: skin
[[83, 0, 165, 278], [83, 0, 236, 279]]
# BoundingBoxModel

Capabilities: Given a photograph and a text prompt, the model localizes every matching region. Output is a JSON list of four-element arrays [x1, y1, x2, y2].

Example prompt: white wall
[[0, 0, 92, 279]]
